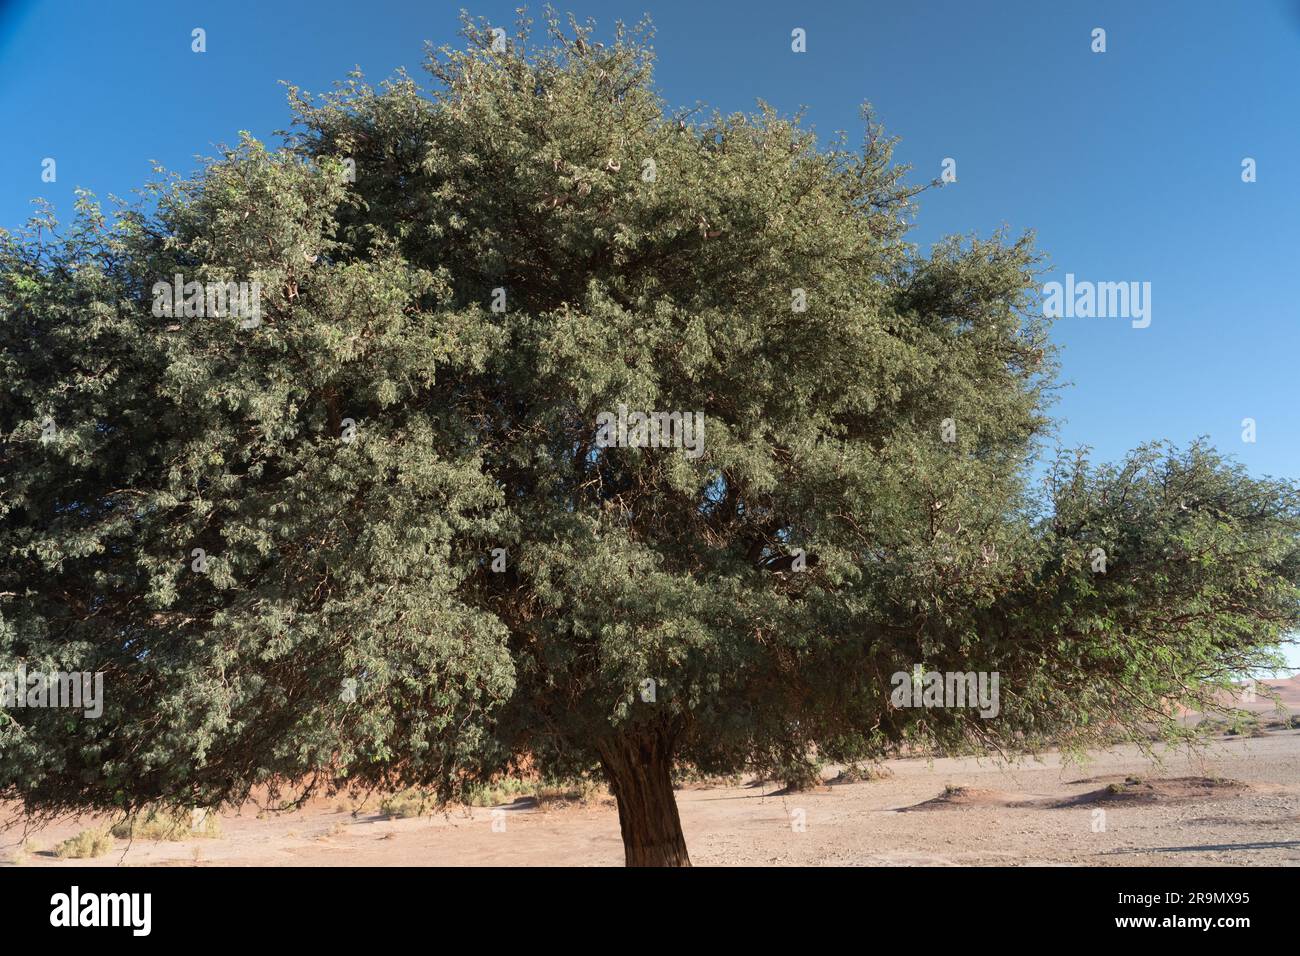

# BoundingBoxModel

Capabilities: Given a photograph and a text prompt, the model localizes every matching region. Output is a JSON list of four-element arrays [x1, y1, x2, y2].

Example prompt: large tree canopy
[[3, 13, 1298, 866]]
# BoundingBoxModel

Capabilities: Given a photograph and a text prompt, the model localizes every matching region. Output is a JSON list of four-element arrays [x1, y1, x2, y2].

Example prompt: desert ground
[[6, 678, 1298, 867]]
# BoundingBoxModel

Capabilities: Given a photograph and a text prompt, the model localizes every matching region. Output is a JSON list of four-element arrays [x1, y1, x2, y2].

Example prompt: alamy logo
[[151, 274, 263, 328], [50, 886, 151, 936], [1042, 273, 1151, 329], [1, 666, 103, 718], [595, 404, 705, 460], [890, 664, 1000, 718]]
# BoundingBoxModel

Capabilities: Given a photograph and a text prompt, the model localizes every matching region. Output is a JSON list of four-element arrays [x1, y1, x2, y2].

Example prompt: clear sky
[[3, 0, 1296, 665]]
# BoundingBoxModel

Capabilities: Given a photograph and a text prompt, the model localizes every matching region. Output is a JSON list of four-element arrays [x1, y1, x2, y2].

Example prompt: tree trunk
[[599, 732, 691, 867]]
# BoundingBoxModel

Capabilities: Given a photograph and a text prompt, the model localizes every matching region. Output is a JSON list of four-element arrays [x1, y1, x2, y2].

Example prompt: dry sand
[[6, 678, 1298, 867]]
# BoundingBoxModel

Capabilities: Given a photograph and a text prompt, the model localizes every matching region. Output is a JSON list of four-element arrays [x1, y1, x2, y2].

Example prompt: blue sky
[[3, 0, 1297, 664]]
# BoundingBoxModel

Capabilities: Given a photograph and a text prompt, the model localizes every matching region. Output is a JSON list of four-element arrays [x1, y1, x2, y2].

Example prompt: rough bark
[[598, 731, 690, 867]]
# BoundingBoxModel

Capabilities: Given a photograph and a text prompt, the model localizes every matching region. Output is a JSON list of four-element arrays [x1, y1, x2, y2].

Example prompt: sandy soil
[[6, 679, 1298, 867]]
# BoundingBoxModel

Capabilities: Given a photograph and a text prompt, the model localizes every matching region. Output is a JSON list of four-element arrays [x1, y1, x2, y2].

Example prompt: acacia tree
[[2, 14, 1298, 867]]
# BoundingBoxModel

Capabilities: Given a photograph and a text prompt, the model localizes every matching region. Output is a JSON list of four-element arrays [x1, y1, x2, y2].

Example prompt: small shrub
[[671, 767, 744, 788], [464, 778, 533, 807], [534, 778, 602, 808], [54, 828, 114, 859], [777, 755, 826, 792], [380, 788, 430, 818], [111, 807, 220, 841], [1225, 716, 1260, 737], [834, 763, 893, 783], [464, 775, 600, 807]]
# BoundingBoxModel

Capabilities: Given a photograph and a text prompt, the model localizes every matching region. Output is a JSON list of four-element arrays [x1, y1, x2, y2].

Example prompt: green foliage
[[1, 11, 1297, 839]]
